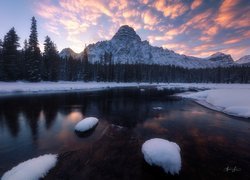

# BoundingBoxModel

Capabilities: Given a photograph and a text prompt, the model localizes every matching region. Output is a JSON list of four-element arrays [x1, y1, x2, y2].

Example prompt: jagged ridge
[[60, 25, 243, 69]]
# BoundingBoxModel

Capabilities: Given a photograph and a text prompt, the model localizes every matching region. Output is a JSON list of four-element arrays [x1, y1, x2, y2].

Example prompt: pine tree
[[26, 17, 41, 81], [43, 36, 59, 81], [20, 39, 29, 80], [0, 39, 3, 80], [2, 28, 20, 81], [82, 48, 90, 81]]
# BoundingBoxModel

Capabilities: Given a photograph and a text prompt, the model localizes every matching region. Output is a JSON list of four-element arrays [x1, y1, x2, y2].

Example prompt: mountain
[[236, 55, 250, 66], [60, 25, 236, 68], [59, 48, 79, 59], [206, 52, 234, 66]]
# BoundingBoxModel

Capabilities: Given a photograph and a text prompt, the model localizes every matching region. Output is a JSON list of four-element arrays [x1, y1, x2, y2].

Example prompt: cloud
[[191, 0, 203, 10], [142, 10, 160, 26], [215, 0, 250, 29], [153, 0, 189, 19], [34, 0, 250, 59], [224, 38, 241, 44]]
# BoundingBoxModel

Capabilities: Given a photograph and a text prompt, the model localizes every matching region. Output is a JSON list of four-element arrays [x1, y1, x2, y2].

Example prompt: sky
[[0, 0, 249, 60]]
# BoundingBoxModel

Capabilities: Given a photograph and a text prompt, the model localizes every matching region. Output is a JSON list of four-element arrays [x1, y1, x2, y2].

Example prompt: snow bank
[[141, 138, 181, 175], [180, 89, 250, 118], [1, 82, 250, 96], [1, 154, 57, 180], [75, 117, 99, 132]]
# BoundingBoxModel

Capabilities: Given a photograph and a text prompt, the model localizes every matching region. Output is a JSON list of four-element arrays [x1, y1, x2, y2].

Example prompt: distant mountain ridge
[[60, 25, 246, 69], [236, 55, 250, 66]]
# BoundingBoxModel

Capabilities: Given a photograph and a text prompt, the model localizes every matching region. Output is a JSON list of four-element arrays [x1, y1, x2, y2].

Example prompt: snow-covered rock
[[141, 138, 181, 175], [180, 89, 250, 118], [75, 117, 99, 132], [236, 55, 250, 66], [1, 154, 57, 180]]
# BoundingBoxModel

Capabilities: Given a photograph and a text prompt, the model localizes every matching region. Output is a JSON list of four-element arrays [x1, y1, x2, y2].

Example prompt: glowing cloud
[[33, 0, 250, 59], [191, 0, 203, 10]]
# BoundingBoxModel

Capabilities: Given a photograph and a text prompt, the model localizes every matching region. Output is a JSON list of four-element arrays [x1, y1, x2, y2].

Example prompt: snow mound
[[180, 89, 250, 118], [141, 138, 181, 175], [75, 117, 99, 132], [1, 154, 57, 180]]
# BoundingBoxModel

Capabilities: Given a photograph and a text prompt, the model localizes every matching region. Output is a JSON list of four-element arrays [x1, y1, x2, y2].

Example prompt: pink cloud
[[142, 10, 160, 26], [215, 0, 250, 29], [191, 0, 203, 10], [153, 0, 189, 19]]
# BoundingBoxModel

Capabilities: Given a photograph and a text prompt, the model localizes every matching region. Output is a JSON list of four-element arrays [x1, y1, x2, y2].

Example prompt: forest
[[0, 17, 249, 83]]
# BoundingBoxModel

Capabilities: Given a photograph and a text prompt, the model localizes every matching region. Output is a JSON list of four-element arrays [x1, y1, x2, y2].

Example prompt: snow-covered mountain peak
[[59, 48, 78, 59], [236, 55, 250, 64], [208, 52, 234, 65], [59, 25, 238, 68], [111, 25, 141, 42], [210, 52, 227, 58]]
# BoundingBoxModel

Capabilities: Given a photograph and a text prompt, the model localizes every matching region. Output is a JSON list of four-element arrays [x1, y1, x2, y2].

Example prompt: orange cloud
[[204, 26, 219, 36], [34, 0, 249, 60], [215, 0, 250, 29], [223, 38, 241, 44], [154, 0, 189, 19], [191, 0, 203, 10], [142, 10, 159, 26]]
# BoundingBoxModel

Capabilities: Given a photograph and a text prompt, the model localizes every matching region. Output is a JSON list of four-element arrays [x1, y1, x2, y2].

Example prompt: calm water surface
[[0, 88, 249, 179]]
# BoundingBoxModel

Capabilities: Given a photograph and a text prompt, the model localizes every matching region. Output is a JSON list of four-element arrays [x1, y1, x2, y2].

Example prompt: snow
[[1, 154, 57, 180], [179, 89, 250, 118], [141, 138, 181, 175], [75, 117, 99, 132], [1, 82, 250, 97], [153, 107, 163, 110], [236, 55, 250, 64], [83, 25, 236, 68]]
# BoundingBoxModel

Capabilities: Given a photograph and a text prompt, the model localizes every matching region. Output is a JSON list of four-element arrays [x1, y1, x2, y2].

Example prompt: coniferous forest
[[0, 17, 249, 83]]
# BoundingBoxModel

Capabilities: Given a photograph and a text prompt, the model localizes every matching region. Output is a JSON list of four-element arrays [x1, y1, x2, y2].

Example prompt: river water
[[0, 88, 249, 179]]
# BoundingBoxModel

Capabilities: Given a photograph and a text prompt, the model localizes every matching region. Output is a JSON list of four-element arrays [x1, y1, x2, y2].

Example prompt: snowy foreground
[[0, 81, 250, 96], [75, 117, 99, 132], [142, 138, 181, 175], [1, 154, 57, 180], [179, 89, 250, 118]]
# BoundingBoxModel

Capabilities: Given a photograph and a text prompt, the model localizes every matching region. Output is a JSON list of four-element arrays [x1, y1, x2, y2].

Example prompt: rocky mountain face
[[59, 48, 79, 59], [60, 25, 240, 69], [236, 55, 250, 66]]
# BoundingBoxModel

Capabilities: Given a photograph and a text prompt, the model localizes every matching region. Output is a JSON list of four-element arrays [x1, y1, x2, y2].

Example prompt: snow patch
[[75, 117, 99, 132], [141, 138, 181, 175], [153, 107, 163, 110], [1, 154, 57, 180], [180, 89, 250, 118]]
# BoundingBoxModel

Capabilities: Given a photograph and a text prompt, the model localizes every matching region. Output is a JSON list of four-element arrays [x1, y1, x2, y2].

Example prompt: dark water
[[0, 88, 249, 179]]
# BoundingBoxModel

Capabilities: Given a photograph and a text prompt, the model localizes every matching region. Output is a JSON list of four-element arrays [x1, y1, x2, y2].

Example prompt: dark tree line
[[0, 17, 59, 82], [0, 17, 249, 83]]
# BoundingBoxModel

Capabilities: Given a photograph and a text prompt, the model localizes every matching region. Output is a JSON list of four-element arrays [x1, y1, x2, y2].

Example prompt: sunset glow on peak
[[0, 0, 249, 60]]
